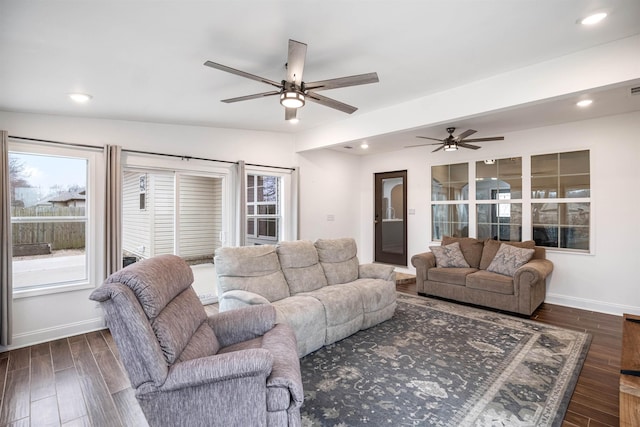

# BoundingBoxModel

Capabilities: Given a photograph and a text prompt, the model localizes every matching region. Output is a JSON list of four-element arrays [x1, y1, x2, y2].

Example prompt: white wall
[[296, 149, 361, 242], [357, 111, 640, 315], [0, 110, 295, 349]]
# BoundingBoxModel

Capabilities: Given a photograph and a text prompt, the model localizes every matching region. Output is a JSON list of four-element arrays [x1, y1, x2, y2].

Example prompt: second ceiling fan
[[408, 127, 504, 152], [204, 39, 379, 121]]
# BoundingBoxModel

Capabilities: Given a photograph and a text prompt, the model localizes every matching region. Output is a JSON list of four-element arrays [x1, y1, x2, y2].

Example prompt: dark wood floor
[[0, 283, 623, 427]]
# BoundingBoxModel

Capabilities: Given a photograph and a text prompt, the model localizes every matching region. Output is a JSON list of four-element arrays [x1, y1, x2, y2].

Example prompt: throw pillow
[[479, 239, 536, 270], [486, 243, 535, 277], [429, 242, 471, 268], [442, 236, 484, 268]]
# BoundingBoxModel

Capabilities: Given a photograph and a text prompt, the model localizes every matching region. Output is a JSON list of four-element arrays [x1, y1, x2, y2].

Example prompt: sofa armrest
[[359, 263, 395, 281], [514, 259, 554, 287], [209, 305, 276, 347], [218, 289, 270, 311], [411, 252, 436, 281], [153, 349, 274, 393]]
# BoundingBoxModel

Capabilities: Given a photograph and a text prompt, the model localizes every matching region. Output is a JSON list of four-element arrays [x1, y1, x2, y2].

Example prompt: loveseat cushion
[[442, 236, 484, 268], [277, 240, 328, 294], [466, 270, 514, 295], [428, 267, 478, 286], [315, 238, 359, 285], [479, 239, 536, 270], [215, 245, 290, 302]]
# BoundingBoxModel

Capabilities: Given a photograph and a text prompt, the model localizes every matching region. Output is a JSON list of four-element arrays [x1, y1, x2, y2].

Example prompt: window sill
[[13, 282, 95, 299]]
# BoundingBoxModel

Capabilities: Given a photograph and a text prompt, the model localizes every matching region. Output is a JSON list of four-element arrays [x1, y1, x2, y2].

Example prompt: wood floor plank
[[30, 395, 61, 427], [92, 350, 129, 394], [30, 354, 56, 402], [111, 388, 149, 427], [55, 368, 88, 424], [72, 349, 123, 427], [51, 339, 74, 372], [31, 342, 51, 358], [61, 415, 92, 427], [0, 357, 9, 402], [7, 348, 29, 371], [0, 367, 30, 425]]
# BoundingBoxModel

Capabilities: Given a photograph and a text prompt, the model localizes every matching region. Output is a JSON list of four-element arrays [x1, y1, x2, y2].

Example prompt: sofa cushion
[[302, 285, 364, 344], [315, 238, 359, 285], [428, 267, 478, 286], [479, 239, 536, 270], [277, 240, 328, 294], [466, 270, 515, 295], [486, 243, 535, 277], [429, 242, 470, 268], [442, 236, 484, 268], [215, 245, 290, 302], [272, 295, 327, 357]]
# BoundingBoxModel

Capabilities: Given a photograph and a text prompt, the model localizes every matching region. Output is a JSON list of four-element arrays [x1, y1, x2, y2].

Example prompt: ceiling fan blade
[[431, 145, 445, 153], [221, 91, 280, 103], [306, 92, 357, 114], [458, 142, 481, 150], [462, 136, 505, 142], [455, 129, 477, 141], [204, 61, 282, 89], [305, 72, 379, 91], [285, 107, 297, 121], [416, 136, 444, 142], [287, 40, 307, 86]]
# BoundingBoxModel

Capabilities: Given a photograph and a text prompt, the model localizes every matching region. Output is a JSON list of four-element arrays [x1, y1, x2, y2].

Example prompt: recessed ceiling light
[[360, 142, 369, 149], [579, 12, 607, 26], [68, 93, 92, 103], [576, 99, 593, 107]]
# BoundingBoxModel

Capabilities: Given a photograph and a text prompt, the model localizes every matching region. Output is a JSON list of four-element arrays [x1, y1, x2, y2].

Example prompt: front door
[[374, 170, 407, 265]]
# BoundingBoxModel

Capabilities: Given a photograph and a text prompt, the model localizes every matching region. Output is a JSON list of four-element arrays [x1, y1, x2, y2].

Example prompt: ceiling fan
[[406, 127, 505, 152], [204, 39, 379, 121]]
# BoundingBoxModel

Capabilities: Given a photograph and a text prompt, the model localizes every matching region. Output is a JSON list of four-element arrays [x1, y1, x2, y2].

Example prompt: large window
[[431, 163, 469, 240], [246, 174, 281, 245], [476, 157, 523, 242], [430, 150, 590, 252], [9, 149, 92, 293], [531, 150, 590, 250]]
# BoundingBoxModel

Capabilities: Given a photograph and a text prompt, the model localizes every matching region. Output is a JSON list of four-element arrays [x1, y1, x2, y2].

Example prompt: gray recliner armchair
[[90, 254, 303, 427]]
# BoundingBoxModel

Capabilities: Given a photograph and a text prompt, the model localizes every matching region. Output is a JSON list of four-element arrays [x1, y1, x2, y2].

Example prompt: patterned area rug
[[300, 293, 591, 427]]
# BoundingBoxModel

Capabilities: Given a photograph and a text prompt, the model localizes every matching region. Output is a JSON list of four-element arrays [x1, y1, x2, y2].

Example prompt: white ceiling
[[1, 0, 640, 153]]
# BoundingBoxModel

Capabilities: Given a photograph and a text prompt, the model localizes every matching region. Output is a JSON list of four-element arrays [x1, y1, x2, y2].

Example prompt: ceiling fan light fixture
[[444, 142, 458, 152], [280, 91, 305, 109]]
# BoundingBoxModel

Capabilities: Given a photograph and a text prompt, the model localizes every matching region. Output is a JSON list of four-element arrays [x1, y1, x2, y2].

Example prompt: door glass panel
[[375, 171, 407, 265]]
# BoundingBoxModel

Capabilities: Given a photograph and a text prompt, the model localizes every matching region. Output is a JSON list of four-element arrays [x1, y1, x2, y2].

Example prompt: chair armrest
[[263, 323, 304, 409], [359, 263, 395, 281], [218, 289, 270, 311], [514, 259, 554, 286], [154, 349, 274, 393], [411, 252, 436, 280], [209, 305, 276, 347]]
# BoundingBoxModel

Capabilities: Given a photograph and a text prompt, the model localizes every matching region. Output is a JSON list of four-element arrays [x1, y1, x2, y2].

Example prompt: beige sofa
[[215, 238, 397, 357], [411, 237, 553, 316]]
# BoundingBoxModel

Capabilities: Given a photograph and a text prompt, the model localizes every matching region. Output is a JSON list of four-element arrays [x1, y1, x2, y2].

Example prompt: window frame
[[429, 150, 592, 254], [246, 173, 282, 245], [8, 140, 104, 298]]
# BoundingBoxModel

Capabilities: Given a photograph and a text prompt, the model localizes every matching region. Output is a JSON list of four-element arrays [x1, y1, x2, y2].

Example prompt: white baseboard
[[0, 317, 106, 352], [545, 293, 640, 316]]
